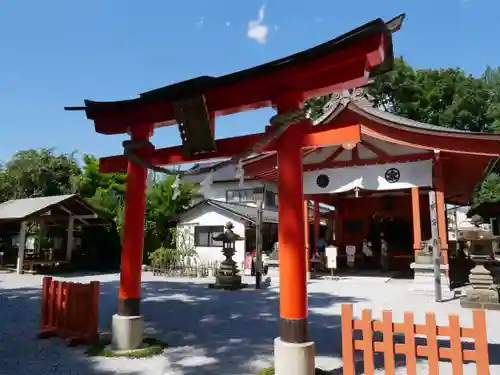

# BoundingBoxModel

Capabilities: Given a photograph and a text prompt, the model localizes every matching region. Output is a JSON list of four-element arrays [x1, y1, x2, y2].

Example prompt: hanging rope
[[122, 107, 308, 177]]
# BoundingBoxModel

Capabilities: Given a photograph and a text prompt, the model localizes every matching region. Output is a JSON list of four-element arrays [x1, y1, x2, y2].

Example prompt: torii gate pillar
[[112, 124, 153, 351], [273, 93, 315, 375]]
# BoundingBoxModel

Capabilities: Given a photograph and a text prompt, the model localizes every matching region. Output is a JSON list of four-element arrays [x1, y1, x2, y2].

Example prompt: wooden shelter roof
[[0, 194, 112, 225]]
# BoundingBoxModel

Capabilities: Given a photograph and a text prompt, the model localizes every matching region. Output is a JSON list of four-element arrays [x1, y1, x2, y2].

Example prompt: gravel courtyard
[[1, 271, 499, 375]]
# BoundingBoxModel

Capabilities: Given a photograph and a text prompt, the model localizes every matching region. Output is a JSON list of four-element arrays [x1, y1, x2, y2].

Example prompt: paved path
[[0, 271, 499, 374]]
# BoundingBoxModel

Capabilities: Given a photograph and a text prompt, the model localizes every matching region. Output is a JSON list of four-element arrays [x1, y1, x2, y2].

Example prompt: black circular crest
[[384, 168, 400, 183], [316, 174, 330, 188]]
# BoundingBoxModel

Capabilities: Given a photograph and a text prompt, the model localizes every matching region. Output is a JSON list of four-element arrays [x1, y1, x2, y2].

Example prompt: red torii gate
[[66, 14, 404, 375]]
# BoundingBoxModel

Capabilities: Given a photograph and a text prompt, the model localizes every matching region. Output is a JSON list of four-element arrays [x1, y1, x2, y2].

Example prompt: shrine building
[[243, 88, 500, 271]]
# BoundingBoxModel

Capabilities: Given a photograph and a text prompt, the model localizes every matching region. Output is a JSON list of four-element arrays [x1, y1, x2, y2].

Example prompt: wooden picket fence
[[341, 304, 490, 375], [39, 276, 99, 345]]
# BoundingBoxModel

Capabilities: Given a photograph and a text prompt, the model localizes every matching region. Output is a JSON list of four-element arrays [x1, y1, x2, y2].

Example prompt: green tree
[[75, 154, 126, 199], [367, 58, 500, 132], [145, 174, 197, 247], [74, 156, 198, 257], [472, 173, 500, 207], [0, 148, 80, 201]]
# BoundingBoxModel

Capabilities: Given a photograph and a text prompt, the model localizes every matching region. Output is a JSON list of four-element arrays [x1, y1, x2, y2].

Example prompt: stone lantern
[[209, 221, 245, 290], [460, 215, 500, 309]]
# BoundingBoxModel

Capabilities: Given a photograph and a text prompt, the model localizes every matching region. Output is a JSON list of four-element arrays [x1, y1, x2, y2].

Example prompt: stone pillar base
[[111, 314, 144, 351], [274, 337, 315, 375], [409, 263, 454, 300]]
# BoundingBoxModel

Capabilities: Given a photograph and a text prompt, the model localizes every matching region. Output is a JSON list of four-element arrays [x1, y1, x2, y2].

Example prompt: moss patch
[[85, 337, 167, 358], [257, 367, 330, 375]]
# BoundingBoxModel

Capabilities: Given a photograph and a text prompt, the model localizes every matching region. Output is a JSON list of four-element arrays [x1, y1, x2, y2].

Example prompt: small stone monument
[[410, 239, 452, 299], [209, 222, 246, 290], [460, 215, 500, 310]]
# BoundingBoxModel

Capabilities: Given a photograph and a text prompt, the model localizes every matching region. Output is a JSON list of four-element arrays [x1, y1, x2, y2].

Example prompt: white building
[[176, 163, 279, 265]]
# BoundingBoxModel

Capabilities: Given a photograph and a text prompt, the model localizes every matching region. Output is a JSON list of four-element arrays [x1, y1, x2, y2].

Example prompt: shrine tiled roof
[[319, 87, 493, 136]]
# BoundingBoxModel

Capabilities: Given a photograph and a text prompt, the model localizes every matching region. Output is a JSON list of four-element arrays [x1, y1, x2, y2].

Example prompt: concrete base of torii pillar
[[274, 338, 316, 375], [111, 314, 144, 351]]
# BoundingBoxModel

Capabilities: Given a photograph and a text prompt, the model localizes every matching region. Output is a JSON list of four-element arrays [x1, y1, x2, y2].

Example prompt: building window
[[226, 188, 261, 203], [265, 190, 278, 207], [194, 226, 225, 247]]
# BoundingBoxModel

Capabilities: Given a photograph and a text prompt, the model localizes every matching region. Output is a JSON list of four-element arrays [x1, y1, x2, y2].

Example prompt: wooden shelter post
[[66, 217, 75, 262], [274, 93, 308, 344], [411, 187, 422, 255], [16, 221, 27, 274]]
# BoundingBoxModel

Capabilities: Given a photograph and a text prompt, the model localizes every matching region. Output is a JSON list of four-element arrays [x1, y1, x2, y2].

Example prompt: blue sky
[[0, 0, 498, 165]]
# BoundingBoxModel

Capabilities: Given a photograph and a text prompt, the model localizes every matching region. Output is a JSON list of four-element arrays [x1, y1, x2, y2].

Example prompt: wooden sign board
[[326, 246, 338, 269]]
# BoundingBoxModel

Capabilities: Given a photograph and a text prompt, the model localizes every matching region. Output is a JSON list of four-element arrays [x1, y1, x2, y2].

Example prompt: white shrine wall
[[303, 160, 433, 195]]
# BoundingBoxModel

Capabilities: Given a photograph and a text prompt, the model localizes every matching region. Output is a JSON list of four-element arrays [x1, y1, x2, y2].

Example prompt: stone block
[[409, 262, 454, 300]]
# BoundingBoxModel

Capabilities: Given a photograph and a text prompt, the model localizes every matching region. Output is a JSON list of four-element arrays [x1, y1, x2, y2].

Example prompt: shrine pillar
[[112, 124, 153, 351], [334, 202, 342, 247], [313, 200, 320, 253], [411, 187, 422, 256], [303, 200, 311, 280], [273, 93, 315, 375]]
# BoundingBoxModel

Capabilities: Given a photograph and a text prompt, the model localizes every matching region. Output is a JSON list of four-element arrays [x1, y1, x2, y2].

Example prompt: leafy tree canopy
[[0, 148, 80, 201]]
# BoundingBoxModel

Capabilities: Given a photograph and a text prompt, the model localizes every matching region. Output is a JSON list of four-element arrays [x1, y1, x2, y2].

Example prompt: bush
[[148, 246, 180, 268]]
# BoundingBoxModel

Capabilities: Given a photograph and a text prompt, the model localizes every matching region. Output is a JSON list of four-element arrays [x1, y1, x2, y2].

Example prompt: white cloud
[[247, 5, 269, 44], [195, 17, 205, 29], [225, 21, 231, 27]]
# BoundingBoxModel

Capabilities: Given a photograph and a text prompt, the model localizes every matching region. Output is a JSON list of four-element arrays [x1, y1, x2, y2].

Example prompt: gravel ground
[[0, 270, 499, 375]]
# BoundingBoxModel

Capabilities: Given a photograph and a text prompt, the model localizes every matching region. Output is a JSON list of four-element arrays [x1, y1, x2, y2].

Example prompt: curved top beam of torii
[[65, 14, 404, 136], [92, 14, 407, 174]]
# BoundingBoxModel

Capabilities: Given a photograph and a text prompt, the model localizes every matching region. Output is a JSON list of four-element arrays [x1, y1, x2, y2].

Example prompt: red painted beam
[[100, 132, 264, 173], [303, 123, 360, 148], [361, 140, 387, 156], [323, 147, 345, 164], [351, 146, 360, 162], [99, 124, 362, 173]]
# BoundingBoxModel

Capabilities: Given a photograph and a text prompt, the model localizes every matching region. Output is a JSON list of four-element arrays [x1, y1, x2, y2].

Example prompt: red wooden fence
[[39, 276, 99, 345], [341, 304, 490, 375]]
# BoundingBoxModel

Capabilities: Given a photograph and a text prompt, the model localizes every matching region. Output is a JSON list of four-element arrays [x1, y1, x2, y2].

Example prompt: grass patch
[[257, 367, 330, 375], [85, 337, 167, 358]]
